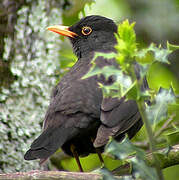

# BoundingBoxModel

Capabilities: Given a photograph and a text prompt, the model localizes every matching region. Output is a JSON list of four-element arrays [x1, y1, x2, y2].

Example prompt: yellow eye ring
[[81, 26, 92, 35]]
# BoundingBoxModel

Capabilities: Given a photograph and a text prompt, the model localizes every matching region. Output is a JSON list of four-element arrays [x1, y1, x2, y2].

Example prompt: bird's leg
[[95, 147, 104, 166], [70, 144, 83, 172], [91, 137, 104, 165]]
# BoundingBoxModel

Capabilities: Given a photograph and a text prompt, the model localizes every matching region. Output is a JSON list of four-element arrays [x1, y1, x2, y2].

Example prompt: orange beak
[[47, 25, 77, 38]]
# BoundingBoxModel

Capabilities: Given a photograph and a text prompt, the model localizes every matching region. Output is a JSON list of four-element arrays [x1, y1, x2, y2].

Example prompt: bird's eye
[[81, 26, 92, 35]]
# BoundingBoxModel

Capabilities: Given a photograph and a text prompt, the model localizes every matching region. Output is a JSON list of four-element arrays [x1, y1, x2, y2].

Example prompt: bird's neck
[[73, 41, 116, 59]]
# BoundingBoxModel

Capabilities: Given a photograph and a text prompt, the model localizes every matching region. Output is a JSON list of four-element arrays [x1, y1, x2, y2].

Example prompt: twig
[[154, 114, 176, 138], [113, 144, 179, 176], [131, 64, 164, 180]]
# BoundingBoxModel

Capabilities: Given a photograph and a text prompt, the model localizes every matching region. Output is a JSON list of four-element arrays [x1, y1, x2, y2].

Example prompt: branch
[[0, 171, 103, 180], [146, 144, 179, 169], [0, 145, 179, 179], [113, 144, 179, 176], [154, 114, 175, 138]]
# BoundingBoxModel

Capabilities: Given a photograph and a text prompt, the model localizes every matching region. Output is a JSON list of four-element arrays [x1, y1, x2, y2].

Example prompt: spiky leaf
[[145, 88, 176, 126]]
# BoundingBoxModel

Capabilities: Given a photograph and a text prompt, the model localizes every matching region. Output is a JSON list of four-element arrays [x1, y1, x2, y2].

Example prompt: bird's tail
[[24, 126, 78, 162]]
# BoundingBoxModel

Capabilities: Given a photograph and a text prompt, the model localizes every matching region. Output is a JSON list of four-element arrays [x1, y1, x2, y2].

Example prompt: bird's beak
[[46, 25, 77, 38]]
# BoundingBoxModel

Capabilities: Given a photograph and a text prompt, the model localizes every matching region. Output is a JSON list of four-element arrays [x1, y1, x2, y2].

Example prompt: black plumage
[[24, 15, 143, 165]]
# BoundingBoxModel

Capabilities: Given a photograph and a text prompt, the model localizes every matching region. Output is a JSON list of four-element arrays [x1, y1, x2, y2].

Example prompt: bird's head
[[47, 15, 117, 58]]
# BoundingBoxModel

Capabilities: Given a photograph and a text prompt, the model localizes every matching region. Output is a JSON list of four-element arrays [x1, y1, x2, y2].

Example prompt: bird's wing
[[24, 123, 79, 161], [43, 77, 101, 130], [92, 57, 143, 147], [101, 97, 139, 127], [94, 97, 142, 147], [24, 77, 101, 161]]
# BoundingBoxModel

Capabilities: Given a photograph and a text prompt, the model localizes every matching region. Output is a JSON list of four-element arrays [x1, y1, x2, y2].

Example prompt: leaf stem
[[137, 101, 164, 180], [131, 64, 164, 180]]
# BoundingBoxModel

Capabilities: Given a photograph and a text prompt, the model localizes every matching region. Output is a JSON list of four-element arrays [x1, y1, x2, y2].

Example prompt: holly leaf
[[83, 64, 135, 98], [145, 88, 176, 126], [97, 168, 119, 180], [165, 130, 179, 146], [136, 43, 173, 64], [167, 41, 179, 51], [96, 168, 133, 180], [141, 43, 170, 64], [82, 65, 120, 79], [82, 52, 116, 80], [105, 137, 158, 180], [132, 157, 158, 180], [136, 49, 154, 64], [105, 137, 145, 160], [92, 52, 116, 62]]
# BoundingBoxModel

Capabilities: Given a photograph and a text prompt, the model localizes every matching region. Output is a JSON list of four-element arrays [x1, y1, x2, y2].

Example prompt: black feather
[[24, 15, 143, 163], [24, 126, 78, 160]]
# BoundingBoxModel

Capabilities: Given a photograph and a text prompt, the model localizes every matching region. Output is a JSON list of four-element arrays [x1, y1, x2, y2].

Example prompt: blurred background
[[0, 0, 179, 179]]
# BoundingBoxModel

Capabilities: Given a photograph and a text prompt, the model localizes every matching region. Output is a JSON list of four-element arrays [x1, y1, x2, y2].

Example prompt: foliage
[[84, 20, 179, 179], [106, 137, 158, 180], [145, 88, 175, 127]]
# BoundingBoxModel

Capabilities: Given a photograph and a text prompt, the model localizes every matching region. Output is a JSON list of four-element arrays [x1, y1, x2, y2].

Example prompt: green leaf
[[82, 65, 120, 80], [98, 82, 120, 98], [97, 168, 119, 180], [167, 41, 179, 51], [105, 138, 158, 180], [136, 42, 179, 66], [147, 43, 170, 64], [96, 167, 133, 180], [145, 88, 176, 126], [117, 20, 136, 47], [92, 52, 116, 62], [123, 81, 137, 100], [132, 158, 158, 180], [165, 130, 179, 146], [147, 62, 179, 94], [82, 52, 116, 80], [136, 49, 154, 64], [114, 20, 137, 71], [83, 65, 134, 98], [136, 43, 173, 64], [115, 20, 137, 72], [105, 137, 145, 160], [168, 102, 179, 122], [137, 64, 150, 79]]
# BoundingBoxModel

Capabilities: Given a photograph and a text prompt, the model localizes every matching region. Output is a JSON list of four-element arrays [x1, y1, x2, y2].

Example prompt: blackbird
[[24, 15, 143, 171]]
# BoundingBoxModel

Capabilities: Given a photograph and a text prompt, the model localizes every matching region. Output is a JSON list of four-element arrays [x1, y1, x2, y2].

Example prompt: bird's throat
[[72, 41, 116, 59]]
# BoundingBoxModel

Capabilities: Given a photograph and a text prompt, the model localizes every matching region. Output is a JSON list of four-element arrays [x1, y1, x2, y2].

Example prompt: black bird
[[24, 15, 143, 171]]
